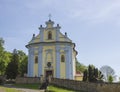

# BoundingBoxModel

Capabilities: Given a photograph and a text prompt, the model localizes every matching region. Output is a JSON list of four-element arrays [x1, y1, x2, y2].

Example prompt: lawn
[[48, 86, 76, 92], [13, 83, 40, 89], [0, 86, 23, 92], [13, 83, 77, 92]]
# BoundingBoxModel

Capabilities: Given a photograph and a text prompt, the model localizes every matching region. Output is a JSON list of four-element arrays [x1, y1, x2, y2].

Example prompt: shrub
[[0, 76, 4, 85]]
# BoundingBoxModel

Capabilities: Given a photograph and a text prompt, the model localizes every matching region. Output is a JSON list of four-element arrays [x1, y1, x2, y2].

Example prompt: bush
[[0, 77, 4, 85], [5, 80, 15, 84]]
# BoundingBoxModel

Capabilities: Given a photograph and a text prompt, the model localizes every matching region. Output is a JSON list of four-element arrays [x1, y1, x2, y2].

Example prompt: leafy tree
[[88, 65, 94, 82], [17, 50, 28, 76], [0, 38, 28, 77], [17, 50, 27, 62], [0, 51, 12, 75], [83, 65, 103, 82], [76, 59, 87, 73], [0, 38, 12, 75], [98, 71, 104, 81], [0, 38, 4, 49], [19, 56, 28, 77], [100, 65, 116, 82], [94, 68, 98, 78], [108, 75, 113, 83], [83, 69, 88, 81], [3, 51, 12, 66], [0, 38, 5, 75], [0, 61, 5, 75], [6, 49, 19, 79]]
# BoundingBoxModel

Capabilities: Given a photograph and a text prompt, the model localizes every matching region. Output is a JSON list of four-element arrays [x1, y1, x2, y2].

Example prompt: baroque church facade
[[26, 19, 77, 79]]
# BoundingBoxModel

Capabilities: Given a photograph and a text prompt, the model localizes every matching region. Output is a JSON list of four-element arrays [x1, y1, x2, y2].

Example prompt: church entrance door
[[45, 70, 53, 78]]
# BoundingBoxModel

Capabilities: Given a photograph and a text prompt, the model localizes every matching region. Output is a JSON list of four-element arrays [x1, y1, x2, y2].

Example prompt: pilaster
[[56, 45, 60, 78], [27, 49, 30, 76], [39, 25, 44, 42], [65, 47, 70, 79], [65, 45, 73, 79], [38, 46, 43, 77], [69, 46, 73, 79], [56, 24, 61, 41], [28, 47, 34, 77]]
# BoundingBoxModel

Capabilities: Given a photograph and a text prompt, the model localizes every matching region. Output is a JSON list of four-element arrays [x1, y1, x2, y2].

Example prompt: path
[[3, 84, 45, 92]]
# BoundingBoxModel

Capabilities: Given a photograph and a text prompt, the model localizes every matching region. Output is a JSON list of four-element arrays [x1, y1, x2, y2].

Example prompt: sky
[[0, 0, 120, 81]]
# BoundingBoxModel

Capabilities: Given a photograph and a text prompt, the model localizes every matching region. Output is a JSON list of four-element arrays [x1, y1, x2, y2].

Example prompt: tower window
[[61, 55, 65, 62], [48, 31, 52, 39], [35, 56, 38, 63]]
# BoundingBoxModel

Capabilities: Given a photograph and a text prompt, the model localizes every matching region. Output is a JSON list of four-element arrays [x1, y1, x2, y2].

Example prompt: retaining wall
[[15, 77, 120, 92], [51, 78, 120, 92], [16, 77, 40, 84]]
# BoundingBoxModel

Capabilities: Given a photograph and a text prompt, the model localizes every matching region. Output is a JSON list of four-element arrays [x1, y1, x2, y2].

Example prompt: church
[[26, 19, 78, 80]]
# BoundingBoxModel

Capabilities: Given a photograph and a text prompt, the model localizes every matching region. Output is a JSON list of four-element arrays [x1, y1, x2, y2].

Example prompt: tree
[[19, 56, 28, 77], [6, 49, 19, 79], [100, 65, 116, 82], [0, 38, 5, 75], [0, 51, 12, 75], [0, 38, 4, 49], [108, 75, 113, 83], [88, 65, 94, 82], [0, 61, 5, 75], [0, 38, 13, 75], [17, 50, 26, 63], [98, 71, 104, 81], [3, 51, 12, 66], [76, 59, 87, 73], [0, 38, 28, 76], [17, 50, 28, 76], [83, 69, 88, 81], [83, 65, 103, 82]]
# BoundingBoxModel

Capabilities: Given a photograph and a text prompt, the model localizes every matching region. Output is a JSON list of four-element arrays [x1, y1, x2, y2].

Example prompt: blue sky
[[0, 0, 120, 80]]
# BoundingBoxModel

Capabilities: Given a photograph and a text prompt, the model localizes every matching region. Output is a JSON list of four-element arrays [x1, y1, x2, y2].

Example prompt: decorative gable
[[28, 19, 72, 44]]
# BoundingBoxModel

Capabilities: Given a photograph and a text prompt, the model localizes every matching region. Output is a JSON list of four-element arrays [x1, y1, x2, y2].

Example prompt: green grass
[[0, 86, 23, 92], [13, 83, 78, 92], [13, 83, 40, 89], [48, 86, 76, 92]]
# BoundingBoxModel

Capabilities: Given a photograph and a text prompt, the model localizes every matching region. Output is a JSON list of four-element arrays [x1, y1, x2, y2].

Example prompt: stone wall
[[15, 77, 120, 92], [16, 77, 40, 84], [50, 78, 120, 92], [97, 83, 120, 92]]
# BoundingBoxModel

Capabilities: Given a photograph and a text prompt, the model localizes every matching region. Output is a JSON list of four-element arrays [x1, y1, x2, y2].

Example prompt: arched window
[[35, 56, 38, 63], [61, 55, 65, 62], [48, 31, 52, 39]]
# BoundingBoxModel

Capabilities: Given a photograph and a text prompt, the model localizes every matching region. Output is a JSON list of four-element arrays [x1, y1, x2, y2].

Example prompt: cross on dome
[[48, 14, 52, 20]]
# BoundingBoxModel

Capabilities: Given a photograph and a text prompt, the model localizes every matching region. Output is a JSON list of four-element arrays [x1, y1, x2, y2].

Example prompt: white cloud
[[67, 0, 120, 24], [23, 0, 57, 10]]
